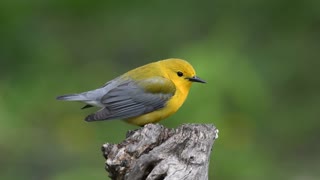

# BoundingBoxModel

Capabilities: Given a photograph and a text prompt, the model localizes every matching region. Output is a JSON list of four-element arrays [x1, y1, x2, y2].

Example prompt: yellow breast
[[125, 87, 189, 126]]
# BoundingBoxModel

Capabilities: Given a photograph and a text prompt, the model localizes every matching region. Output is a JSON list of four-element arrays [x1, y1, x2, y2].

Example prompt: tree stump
[[101, 123, 219, 180]]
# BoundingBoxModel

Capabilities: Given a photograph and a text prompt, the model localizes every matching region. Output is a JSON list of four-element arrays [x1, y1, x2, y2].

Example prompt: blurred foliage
[[1, 0, 319, 179]]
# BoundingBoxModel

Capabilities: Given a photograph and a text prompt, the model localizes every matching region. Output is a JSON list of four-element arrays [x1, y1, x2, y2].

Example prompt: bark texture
[[102, 123, 219, 180]]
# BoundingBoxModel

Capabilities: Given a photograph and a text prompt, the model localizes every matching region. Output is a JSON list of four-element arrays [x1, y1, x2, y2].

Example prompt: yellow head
[[159, 58, 206, 92]]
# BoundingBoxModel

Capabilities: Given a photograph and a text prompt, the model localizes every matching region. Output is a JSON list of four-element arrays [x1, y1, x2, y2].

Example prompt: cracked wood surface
[[102, 123, 219, 180]]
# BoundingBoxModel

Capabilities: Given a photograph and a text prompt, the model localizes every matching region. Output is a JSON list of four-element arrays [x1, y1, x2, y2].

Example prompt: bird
[[56, 58, 205, 126]]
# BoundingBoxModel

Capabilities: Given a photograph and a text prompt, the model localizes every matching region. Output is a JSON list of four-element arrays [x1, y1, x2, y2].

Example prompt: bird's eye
[[177, 71, 183, 77]]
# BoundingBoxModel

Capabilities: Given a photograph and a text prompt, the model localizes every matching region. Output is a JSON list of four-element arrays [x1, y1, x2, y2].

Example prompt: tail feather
[[81, 104, 94, 109], [56, 94, 87, 101], [85, 108, 111, 121]]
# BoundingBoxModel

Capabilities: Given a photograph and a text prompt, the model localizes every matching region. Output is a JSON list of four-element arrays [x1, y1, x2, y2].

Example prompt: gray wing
[[85, 77, 175, 121]]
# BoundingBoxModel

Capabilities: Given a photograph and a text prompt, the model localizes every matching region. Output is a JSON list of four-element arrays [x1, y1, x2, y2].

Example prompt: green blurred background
[[1, 0, 319, 179]]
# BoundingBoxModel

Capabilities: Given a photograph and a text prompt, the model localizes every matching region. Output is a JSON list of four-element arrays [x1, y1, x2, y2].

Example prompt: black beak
[[187, 76, 206, 83]]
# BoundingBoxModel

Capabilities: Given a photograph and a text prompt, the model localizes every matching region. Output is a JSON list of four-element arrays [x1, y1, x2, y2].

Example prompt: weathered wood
[[102, 123, 219, 180]]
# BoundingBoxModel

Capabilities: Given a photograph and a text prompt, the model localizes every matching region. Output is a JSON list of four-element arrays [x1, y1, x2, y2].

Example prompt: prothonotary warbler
[[56, 58, 205, 126]]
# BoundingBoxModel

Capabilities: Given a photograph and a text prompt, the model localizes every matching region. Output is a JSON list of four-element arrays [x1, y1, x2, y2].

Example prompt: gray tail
[[56, 93, 87, 101]]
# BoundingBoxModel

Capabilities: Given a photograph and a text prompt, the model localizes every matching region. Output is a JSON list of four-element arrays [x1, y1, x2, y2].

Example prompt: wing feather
[[85, 77, 176, 121]]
